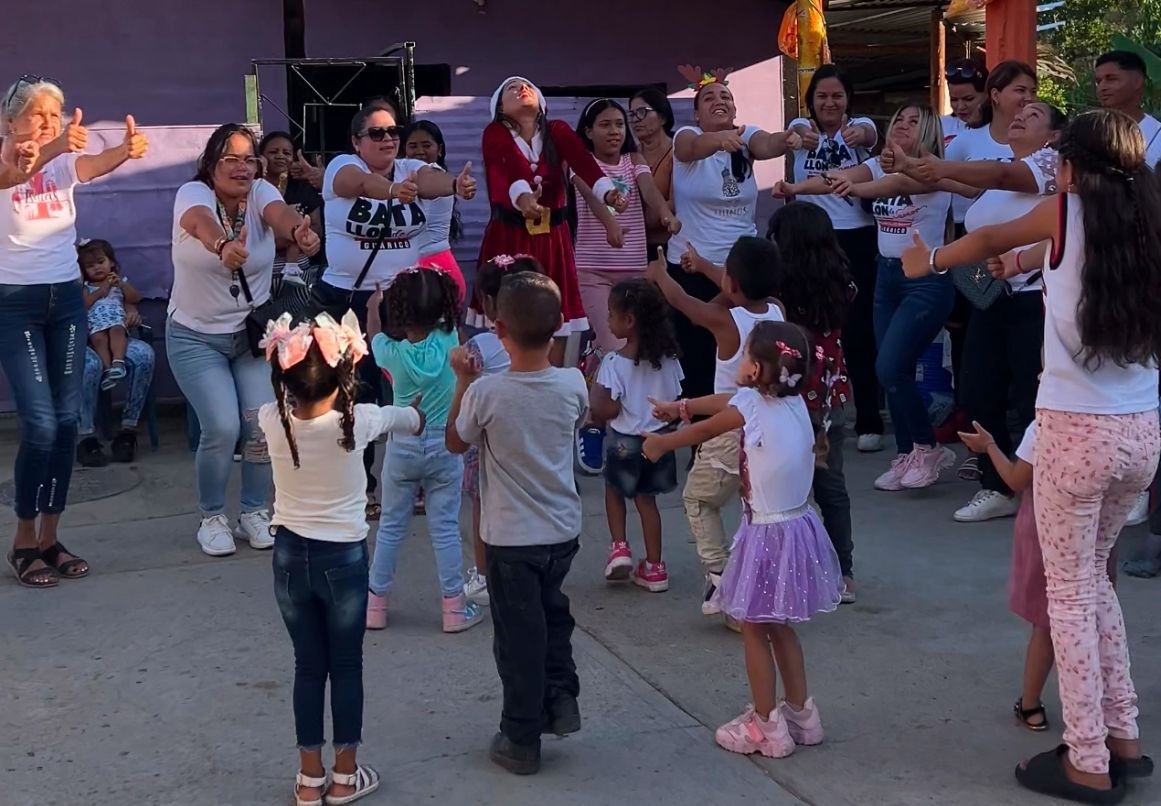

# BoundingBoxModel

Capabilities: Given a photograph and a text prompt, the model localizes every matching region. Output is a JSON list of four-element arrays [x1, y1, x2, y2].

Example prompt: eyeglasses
[[3, 73, 61, 111], [628, 106, 655, 122], [220, 155, 261, 171], [359, 126, 404, 142], [945, 64, 983, 81]]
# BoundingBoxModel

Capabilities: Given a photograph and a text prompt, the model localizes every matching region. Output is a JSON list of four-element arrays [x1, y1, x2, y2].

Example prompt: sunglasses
[[628, 106, 655, 122], [945, 65, 983, 81], [359, 126, 404, 142], [3, 73, 61, 111]]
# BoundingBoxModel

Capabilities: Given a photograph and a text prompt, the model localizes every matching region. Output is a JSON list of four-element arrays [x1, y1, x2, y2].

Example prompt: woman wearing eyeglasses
[[629, 88, 677, 257], [0, 75, 147, 587], [783, 64, 884, 454], [167, 123, 321, 558]]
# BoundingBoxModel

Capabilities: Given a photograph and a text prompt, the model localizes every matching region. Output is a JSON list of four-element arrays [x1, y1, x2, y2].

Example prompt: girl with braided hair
[[258, 311, 424, 806], [902, 109, 1161, 803], [364, 268, 484, 634]]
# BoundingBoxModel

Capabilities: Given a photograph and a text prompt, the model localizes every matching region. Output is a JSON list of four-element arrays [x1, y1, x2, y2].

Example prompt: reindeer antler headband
[[677, 64, 734, 92]]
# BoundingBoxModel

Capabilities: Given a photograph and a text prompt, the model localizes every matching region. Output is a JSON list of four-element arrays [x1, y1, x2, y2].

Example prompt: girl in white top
[[589, 278, 683, 593], [403, 120, 468, 306], [643, 321, 842, 761], [646, 237, 784, 621], [902, 110, 1161, 800], [258, 310, 422, 806]]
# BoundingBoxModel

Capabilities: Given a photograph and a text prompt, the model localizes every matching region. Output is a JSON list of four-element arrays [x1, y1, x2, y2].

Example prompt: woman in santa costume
[[473, 76, 627, 365]]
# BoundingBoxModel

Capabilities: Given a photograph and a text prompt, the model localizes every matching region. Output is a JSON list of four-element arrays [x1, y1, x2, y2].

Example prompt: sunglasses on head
[[945, 64, 983, 81], [4, 73, 61, 110], [359, 126, 404, 142]]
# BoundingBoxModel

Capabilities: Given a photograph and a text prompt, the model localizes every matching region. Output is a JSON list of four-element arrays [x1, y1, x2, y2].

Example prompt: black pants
[[835, 227, 883, 436], [960, 291, 1044, 495], [487, 538, 580, 746], [813, 415, 853, 578], [666, 262, 720, 400]]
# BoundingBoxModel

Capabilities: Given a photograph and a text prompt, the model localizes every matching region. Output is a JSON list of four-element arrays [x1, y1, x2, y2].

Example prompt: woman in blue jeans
[[167, 124, 320, 558], [76, 325, 155, 466], [0, 75, 147, 587]]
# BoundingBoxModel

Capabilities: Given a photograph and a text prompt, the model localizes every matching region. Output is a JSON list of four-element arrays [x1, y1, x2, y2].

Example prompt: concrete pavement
[[0, 416, 1158, 805]]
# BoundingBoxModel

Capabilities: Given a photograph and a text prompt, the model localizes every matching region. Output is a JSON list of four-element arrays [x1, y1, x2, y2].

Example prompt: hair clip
[[76, 237, 92, 247], [260, 313, 314, 369], [313, 310, 368, 367], [780, 365, 803, 388], [776, 340, 803, 359], [492, 255, 516, 267]]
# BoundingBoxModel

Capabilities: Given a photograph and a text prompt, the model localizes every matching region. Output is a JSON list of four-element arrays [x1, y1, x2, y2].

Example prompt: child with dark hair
[[645, 320, 843, 760], [459, 254, 545, 605], [78, 239, 142, 389], [447, 271, 589, 776], [646, 237, 784, 625], [364, 267, 482, 634], [258, 310, 424, 806], [589, 278, 683, 591]]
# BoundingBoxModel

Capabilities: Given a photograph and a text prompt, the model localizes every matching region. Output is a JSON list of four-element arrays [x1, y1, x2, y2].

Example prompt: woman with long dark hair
[[629, 87, 677, 256], [404, 120, 468, 304], [783, 64, 883, 453], [903, 108, 1161, 805]]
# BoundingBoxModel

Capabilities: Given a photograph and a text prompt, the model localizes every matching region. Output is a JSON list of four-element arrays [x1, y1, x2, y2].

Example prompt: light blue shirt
[[371, 328, 458, 428]]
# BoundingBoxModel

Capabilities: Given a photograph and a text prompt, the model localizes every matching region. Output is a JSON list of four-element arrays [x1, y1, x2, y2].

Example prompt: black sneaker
[[488, 732, 540, 775], [76, 436, 109, 468], [543, 693, 581, 737], [110, 429, 137, 463]]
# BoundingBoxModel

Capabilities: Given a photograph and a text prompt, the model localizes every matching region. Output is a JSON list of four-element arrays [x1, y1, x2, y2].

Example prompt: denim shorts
[[604, 428, 678, 499]]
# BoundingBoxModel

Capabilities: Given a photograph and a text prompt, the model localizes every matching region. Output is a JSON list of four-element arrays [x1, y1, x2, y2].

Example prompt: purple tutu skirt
[[712, 506, 843, 623]]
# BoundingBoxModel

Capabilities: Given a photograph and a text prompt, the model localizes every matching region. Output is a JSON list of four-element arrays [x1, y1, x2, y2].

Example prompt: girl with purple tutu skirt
[[644, 320, 844, 760]]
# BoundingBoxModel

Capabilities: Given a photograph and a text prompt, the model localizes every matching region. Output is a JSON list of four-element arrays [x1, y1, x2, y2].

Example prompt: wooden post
[[931, 9, 948, 114], [985, 0, 1037, 68]]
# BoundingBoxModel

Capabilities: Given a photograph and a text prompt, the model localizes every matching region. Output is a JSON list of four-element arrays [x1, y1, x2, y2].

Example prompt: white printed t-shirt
[[1139, 113, 1161, 169], [865, 158, 950, 259], [787, 116, 877, 230], [323, 154, 430, 290], [0, 153, 85, 285], [595, 352, 684, 435], [945, 125, 1013, 224]]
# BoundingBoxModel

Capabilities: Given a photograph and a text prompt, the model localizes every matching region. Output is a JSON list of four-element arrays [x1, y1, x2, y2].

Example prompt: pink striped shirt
[[573, 154, 651, 273]]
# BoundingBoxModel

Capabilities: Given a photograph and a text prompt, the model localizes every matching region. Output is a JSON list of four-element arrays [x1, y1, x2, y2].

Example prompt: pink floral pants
[[1034, 408, 1161, 774]]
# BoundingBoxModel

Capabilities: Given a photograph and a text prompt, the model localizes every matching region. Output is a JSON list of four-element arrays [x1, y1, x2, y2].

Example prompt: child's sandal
[[1014, 697, 1049, 732], [294, 771, 328, 806], [324, 764, 380, 806]]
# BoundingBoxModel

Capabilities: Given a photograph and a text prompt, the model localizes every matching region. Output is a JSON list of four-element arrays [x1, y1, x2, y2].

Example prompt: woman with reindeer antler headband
[[664, 64, 798, 401], [473, 76, 629, 367]]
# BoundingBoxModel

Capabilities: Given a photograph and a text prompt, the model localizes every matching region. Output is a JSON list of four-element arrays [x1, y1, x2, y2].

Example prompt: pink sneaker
[[604, 542, 633, 581], [632, 560, 669, 592], [441, 592, 485, 634], [714, 706, 795, 758], [873, 453, 914, 491], [900, 445, 956, 489], [779, 697, 825, 746], [366, 591, 388, 630]]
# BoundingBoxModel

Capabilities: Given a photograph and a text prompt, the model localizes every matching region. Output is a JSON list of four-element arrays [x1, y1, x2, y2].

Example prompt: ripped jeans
[[166, 318, 274, 515]]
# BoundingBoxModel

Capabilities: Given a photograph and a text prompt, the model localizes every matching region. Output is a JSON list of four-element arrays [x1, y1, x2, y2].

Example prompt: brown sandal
[[7, 548, 59, 588], [365, 495, 381, 521], [40, 541, 89, 579], [1015, 697, 1049, 732]]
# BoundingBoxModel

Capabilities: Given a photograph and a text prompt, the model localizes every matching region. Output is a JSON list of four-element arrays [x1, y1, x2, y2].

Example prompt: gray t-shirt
[[456, 367, 588, 546]]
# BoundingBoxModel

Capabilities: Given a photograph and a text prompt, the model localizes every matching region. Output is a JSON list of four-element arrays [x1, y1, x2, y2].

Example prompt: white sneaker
[[856, 433, 884, 453], [954, 490, 1021, 523], [900, 445, 956, 489], [1127, 491, 1150, 527], [237, 509, 274, 550], [874, 453, 914, 492], [464, 567, 490, 606], [702, 572, 723, 616], [198, 514, 236, 557]]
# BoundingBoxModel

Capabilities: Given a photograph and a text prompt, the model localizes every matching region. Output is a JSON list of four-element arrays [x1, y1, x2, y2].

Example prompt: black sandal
[[1015, 745, 1126, 804], [7, 548, 58, 588], [1110, 753, 1154, 779], [40, 541, 89, 579], [1015, 697, 1050, 732]]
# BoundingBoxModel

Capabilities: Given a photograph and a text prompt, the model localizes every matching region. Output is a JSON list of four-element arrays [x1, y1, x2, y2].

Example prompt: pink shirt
[[573, 154, 651, 273]]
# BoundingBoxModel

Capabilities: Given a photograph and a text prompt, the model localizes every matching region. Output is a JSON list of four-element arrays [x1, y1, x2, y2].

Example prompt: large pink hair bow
[[259, 313, 314, 369], [312, 310, 369, 367]]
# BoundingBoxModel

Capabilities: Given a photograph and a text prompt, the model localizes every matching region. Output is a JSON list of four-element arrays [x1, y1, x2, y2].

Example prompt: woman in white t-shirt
[[167, 123, 321, 558], [666, 68, 795, 399], [0, 76, 147, 587], [782, 65, 883, 452], [403, 120, 468, 305], [902, 109, 1161, 805], [782, 105, 970, 492], [900, 102, 1066, 524]]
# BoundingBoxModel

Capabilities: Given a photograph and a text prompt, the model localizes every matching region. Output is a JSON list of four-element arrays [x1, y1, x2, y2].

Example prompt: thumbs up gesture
[[220, 224, 250, 271], [292, 215, 320, 256], [392, 171, 419, 203], [3, 138, 40, 176], [516, 177, 545, 220], [799, 119, 821, 151], [901, 230, 934, 279], [123, 115, 149, 159], [63, 108, 87, 153], [454, 161, 477, 200]]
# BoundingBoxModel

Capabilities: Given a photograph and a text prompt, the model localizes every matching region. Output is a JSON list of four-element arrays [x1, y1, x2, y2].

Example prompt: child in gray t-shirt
[[447, 270, 589, 775]]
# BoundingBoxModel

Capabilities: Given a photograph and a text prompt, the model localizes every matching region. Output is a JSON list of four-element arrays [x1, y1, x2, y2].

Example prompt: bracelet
[[213, 236, 228, 257], [1015, 250, 1024, 273], [678, 398, 692, 424], [386, 180, 395, 199], [930, 247, 949, 276]]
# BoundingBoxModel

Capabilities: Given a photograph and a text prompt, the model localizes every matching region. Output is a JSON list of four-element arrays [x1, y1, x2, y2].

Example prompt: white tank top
[[714, 303, 785, 394], [1039, 194, 1159, 415]]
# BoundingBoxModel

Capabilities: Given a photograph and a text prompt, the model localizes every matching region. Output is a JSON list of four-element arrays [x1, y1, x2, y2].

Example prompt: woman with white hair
[[0, 75, 147, 587]]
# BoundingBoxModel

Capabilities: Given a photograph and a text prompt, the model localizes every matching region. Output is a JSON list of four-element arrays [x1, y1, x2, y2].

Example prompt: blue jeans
[[369, 428, 465, 596], [165, 318, 274, 515], [273, 528, 368, 750], [79, 339, 155, 434], [873, 257, 954, 454], [0, 281, 86, 519]]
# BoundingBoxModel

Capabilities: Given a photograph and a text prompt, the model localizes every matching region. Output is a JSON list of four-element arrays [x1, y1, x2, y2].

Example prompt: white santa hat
[[491, 76, 547, 119]]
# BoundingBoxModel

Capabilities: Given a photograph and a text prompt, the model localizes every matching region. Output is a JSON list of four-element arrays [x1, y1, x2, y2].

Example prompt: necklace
[[216, 197, 248, 300]]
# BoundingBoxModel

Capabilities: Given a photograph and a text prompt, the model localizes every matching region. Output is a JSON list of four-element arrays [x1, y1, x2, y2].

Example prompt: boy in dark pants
[[447, 271, 589, 775]]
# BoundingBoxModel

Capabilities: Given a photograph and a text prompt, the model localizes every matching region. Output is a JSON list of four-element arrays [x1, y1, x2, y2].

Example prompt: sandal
[[1015, 697, 1050, 732], [40, 541, 89, 579], [324, 764, 380, 805], [294, 771, 328, 806], [7, 547, 58, 588], [1123, 557, 1161, 579], [1110, 753, 1154, 779], [1015, 745, 1126, 804], [365, 496, 381, 521]]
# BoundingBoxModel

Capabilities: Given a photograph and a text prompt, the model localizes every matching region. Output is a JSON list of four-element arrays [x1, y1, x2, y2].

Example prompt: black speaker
[[288, 63, 407, 156]]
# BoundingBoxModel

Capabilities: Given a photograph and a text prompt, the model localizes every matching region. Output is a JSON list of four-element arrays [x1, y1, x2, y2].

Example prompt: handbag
[[238, 265, 319, 358], [950, 262, 1043, 311]]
